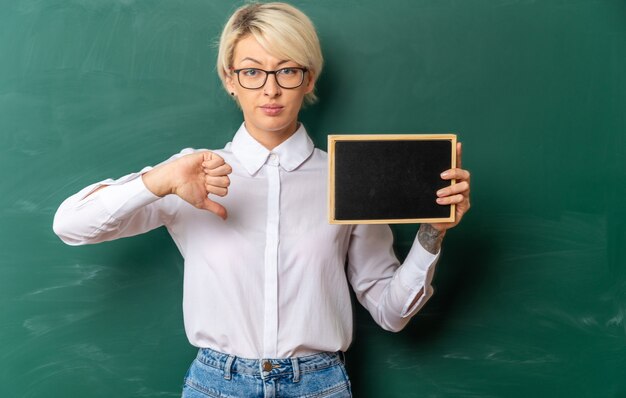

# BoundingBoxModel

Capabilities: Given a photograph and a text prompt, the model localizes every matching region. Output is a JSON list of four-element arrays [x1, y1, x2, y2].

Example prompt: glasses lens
[[238, 69, 267, 89], [276, 68, 304, 89]]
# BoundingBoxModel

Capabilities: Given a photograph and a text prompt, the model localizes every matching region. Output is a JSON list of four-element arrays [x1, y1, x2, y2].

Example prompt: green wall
[[1, 0, 625, 396]]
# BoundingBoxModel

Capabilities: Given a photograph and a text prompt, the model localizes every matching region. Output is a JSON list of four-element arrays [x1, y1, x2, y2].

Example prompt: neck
[[244, 121, 299, 150]]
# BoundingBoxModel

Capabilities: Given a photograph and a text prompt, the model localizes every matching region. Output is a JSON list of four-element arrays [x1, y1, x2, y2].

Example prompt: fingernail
[[437, 189, 445, 196], [436, 198, 445, 204], [441, 171, 450, 178]]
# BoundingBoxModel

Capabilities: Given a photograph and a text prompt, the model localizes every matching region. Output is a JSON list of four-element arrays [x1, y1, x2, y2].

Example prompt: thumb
[[201, 197, 228, 220], [202, 150, 224, 164]]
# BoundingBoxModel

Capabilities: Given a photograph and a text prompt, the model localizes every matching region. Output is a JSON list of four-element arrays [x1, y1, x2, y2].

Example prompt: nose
[[263, 73, 281, 97]]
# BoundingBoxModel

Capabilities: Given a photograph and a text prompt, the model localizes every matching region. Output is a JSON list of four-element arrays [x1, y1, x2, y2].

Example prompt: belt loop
[[338, 351, 346, 365], [223, 355, 235, 380], [291, 358, 300, 383]]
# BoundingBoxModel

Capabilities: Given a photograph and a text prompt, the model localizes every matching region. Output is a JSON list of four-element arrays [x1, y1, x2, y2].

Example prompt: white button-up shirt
[[53, 123, 439, 359]]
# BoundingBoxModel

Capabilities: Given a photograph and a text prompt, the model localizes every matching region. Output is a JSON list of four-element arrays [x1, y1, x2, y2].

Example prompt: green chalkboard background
[[1, 0, 625, 397]]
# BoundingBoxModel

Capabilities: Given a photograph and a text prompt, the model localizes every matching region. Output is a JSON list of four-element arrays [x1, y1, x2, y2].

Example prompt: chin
[[256, 117, 297, 133]]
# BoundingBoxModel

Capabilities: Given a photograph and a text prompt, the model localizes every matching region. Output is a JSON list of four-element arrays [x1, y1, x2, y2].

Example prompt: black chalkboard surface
[[329, 134, 457, 224]]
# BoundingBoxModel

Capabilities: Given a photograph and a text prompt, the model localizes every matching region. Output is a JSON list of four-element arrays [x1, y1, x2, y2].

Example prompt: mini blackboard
[[328, 134, 457, 224]]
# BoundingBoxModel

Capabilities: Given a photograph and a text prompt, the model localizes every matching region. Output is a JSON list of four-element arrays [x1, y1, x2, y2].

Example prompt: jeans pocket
[[182, 359, 224, 398], [296, 363, 352, 398]]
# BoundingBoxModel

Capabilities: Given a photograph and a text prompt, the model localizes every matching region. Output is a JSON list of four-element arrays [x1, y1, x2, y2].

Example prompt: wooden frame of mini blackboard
[[328, 134, 457, 224]]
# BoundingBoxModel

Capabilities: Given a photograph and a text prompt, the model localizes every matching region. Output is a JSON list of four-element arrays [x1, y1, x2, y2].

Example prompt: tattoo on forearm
[[418, 224, 445, 255]]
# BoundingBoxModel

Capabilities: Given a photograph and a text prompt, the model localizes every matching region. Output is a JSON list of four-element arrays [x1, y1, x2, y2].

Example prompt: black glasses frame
[[231, 67, 308, 89]]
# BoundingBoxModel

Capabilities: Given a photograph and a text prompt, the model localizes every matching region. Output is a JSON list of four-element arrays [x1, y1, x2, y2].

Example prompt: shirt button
[[268, 153, 279, 166], [262, 361, 273, 372]]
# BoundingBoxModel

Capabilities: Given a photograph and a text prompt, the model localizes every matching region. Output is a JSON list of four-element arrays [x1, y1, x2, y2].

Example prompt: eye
[[278, 67, 298, 75], [241, 68, 260, 77]]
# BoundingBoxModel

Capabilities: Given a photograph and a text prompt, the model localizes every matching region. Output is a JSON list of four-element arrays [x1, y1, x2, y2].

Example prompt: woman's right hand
[[142, 151, 232, 220]]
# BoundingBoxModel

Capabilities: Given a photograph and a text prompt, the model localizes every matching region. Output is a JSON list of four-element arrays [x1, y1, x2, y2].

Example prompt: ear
[[304, 71, 316, 94], [225, 70, 236, 93]]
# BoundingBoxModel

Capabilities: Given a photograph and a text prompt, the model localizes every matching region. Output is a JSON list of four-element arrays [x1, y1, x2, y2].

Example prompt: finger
[[204, 163, 232, 177], [441, 168, 470, 181], [206, 184, 228, 197], [202, 152, 226, 169], [437, 181, 469, 197], [436, 193, 465, 205], [201, 198, 228, 220], [204, 175, 230, 188], [202, 151, 225, 164]]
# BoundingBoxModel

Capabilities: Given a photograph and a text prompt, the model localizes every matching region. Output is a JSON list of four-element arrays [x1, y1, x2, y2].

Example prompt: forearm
[[364, 246, 439, 332], [53, 174, 161, 245], [401, 224, 445, 313], [348, 225, 440, 332]]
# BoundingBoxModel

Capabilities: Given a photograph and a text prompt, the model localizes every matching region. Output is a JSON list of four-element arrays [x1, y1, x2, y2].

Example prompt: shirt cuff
[[95, 172, 161, 220], [397, 240, 440, 317]]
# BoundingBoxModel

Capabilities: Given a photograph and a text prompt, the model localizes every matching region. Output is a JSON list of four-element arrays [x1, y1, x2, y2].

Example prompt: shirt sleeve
[[346, 224, 440, 332], [52, 150, 193, 246]]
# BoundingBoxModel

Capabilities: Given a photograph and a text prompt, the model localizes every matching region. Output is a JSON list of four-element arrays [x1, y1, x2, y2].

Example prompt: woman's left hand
[[429, 142, 471, 232]]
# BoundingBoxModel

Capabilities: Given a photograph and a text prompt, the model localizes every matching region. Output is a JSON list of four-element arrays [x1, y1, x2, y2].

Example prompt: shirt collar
[[229, 123, 315, 175]]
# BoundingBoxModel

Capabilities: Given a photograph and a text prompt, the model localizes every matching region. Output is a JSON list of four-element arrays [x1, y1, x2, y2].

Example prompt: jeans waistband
[[195, 347, 344, 381]]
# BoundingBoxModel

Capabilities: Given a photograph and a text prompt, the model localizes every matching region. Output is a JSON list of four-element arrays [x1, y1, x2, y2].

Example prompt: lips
[[260, 104, 284, 116]]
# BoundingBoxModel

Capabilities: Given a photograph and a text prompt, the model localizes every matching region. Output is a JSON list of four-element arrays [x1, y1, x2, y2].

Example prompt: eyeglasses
[[231, 67, 308, 90]]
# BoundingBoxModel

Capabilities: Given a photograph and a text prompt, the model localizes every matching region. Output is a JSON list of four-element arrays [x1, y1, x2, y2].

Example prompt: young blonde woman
[[54, 3, 471, 397]]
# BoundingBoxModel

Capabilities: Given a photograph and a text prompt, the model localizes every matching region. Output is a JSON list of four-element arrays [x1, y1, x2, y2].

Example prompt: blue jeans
[[182, 347, 352, 398]]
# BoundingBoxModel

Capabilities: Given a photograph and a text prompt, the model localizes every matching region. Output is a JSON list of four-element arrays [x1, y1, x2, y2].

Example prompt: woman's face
[[226, 35, 315, 149]]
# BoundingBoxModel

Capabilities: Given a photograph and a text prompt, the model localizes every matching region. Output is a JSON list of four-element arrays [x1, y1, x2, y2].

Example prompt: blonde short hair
[[217, 2, 323, 105]]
